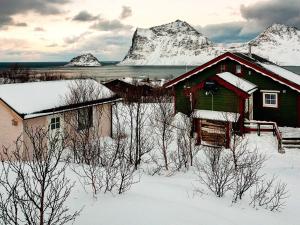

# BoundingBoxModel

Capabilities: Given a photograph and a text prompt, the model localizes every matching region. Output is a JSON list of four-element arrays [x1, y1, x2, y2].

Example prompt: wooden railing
[[244, 120, 283, 153]]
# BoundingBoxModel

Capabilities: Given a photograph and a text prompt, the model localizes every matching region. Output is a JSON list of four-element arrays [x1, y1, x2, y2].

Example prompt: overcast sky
[[0, 0, 299, 62]]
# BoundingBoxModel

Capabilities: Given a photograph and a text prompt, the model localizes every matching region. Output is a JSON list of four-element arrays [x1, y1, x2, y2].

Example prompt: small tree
[[0, 127, 80, 225]]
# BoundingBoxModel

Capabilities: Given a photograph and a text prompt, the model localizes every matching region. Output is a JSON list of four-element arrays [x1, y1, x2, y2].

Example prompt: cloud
[[199, 21, 258, 43], [120, 6, 132, 20], [46, 43, 58, 47], [0, 0, 69, 27], [72, 11, 99, 22], [34, 27, 45, 32], [240, 0, 300, 28], [64, 32, 91, 44], [199, 0, 300, 43], [14, 22, 27, 27], [91, 19, 132, 31]]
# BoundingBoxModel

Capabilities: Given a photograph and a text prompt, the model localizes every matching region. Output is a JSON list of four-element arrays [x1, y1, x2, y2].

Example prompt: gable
[[164, 52, 300, 92]]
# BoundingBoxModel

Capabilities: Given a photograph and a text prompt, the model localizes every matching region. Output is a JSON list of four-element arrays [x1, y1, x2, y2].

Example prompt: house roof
[[164, 52, 300, 92], [193, 109, 240, 123], [216, 72, 257, 94], [0, 79, 117, 119]]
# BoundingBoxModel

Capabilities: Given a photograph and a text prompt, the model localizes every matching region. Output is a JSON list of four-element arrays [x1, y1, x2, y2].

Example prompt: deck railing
[[244, 120, 283, 153]]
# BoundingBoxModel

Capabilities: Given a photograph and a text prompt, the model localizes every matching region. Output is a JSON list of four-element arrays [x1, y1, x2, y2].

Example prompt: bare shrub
[[151, 95, 175, 171], [194, 147, 235, 197], [122, 102, 153, 170], [232, 146, 266, 202], [250, 177, 288, 211], [70, 100, 137, 197], [174, 113, 199, 170], [0, 127, 80, 225], [0, 63, 30, 84]]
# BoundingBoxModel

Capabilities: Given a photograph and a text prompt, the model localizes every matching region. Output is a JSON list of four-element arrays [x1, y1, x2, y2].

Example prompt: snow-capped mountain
[[120, 20, 221, 66], [120, 22, 300, 66], [65, 53, 102, 67], [237, 24, 300, 65]]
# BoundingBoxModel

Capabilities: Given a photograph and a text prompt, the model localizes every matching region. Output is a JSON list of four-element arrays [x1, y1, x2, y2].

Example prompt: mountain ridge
[[120, 21, 300, 66]]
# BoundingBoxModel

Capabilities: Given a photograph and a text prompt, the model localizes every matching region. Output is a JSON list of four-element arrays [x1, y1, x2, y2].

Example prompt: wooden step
[[282, 144, 300, 149]]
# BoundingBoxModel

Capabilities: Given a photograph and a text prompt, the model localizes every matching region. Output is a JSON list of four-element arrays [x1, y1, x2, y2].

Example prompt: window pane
[[51, 123, 56, 130], [264, 93, 277, 106]]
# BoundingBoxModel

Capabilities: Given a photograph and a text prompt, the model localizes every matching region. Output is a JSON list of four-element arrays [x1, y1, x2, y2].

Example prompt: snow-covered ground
[[1, 102, 300, 225], [67, 133, 300, 225]]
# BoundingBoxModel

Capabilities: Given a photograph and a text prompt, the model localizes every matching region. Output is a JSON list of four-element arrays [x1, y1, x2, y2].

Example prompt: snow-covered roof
[[164, 52, 300, 92], [216, 72, 257, 94], [258, 63, 300, 86], [193, 110, 240, 122], [0, 79, 115, 118]]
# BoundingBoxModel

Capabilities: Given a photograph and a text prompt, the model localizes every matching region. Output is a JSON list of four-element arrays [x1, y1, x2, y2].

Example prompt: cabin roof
[[216, 72, 257, 94], [193, 109, 240, 123], [164, 52, 300, 92], [0, 79, 117, 119]]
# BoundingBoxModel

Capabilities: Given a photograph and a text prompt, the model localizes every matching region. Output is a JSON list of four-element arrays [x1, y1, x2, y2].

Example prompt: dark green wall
[[194, 87, 239, 113], [174, 58, 299, 127], [244, 69, 298, 127]]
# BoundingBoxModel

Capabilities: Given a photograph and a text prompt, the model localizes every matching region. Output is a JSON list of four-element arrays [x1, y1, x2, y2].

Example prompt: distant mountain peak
[[249, 23, 300, 47], [65, 53, 101, 67]]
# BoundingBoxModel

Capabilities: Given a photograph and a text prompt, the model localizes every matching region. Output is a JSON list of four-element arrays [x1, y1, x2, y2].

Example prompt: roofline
[[0, 98, 23, 120], [24, 97, 122, 120], [1, 95, 121, 120], [216, 72, 258, 94], [163, 52, 300, 92]]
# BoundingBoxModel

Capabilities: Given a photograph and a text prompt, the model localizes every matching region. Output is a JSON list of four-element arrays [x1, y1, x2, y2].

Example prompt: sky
[[0, 0, 299, 62]]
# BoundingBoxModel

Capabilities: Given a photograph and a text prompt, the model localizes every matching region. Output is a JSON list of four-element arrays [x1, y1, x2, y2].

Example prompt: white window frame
[[262, 92, 278, 108], [49, 116, 61, 130]]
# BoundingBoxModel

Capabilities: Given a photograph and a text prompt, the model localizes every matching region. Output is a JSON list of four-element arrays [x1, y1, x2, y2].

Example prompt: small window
[[78, 107, 93, 130], [220, 64, 226, 72], [236, 65, 242, 74], [50, 117, 60, 130], [263, 93, 278, 108], [248, 70, 252, 75]]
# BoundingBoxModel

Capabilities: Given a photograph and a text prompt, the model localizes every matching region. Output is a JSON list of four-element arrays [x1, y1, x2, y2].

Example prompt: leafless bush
[[0, 64, 30, 84], [70, 100, 137, 197], [232, 147, 266, 202], [174, 113, 199, 170], [194, 147, 235, 197], [250, 177, 288, 211], [151, 95, 175, 171], [0, 127, 80, 225], [122, 102, 153, 170]]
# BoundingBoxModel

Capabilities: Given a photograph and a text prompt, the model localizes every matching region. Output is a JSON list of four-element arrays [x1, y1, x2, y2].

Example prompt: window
[[263, 93, 278, 108], [220, 64, 226, 72], [78, 107, 93, 130], [236, 65, 242, 74], [50, 117, 60, 130]]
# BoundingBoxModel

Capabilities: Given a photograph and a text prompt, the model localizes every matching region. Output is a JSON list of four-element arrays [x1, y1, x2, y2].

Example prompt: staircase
[[281, 137, 300, 149]]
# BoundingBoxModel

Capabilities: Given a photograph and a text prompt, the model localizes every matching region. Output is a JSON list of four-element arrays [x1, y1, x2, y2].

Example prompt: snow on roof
[[0, 79, 115, 116], [258, 63, 300, 86], [216, 72, 257, 94], [193, 109, 240, 122]]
